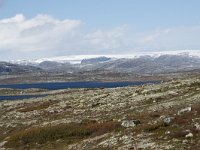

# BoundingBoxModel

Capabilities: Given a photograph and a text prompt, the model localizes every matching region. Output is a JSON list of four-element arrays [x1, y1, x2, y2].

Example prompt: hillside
[[9, 52, 200, 74], [1, 54, 200, 84], [0, 75, 200, 149], [0, 62, 42, 75]]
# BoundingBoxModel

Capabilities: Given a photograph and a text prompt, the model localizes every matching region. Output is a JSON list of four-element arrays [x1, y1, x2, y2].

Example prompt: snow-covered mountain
[[4, 50, 200, 74], [0, 62, 42, 74], [9, 50, 200, 65]]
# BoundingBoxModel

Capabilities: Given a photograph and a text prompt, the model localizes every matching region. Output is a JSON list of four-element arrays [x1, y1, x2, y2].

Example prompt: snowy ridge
[[9, 50, 200, 65]]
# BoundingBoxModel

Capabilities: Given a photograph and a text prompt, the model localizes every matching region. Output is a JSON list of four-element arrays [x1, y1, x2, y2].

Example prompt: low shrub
[[143, 123, 164, 132], [6, 121, 121, 148], [19, 101, 57, 112], [149, 112, 160, 118], [169, 130, 189, 138], [134, 122, 165, 133]]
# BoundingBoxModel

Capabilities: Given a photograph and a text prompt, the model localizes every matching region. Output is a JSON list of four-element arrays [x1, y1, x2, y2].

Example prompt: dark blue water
[[0, 81, 159, 101], [0, 81, 158, 90], [0, 95, 47, 101]]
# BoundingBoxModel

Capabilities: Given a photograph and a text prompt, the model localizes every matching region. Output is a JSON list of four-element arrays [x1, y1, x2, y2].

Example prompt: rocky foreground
[[1, 76, 200, 149]]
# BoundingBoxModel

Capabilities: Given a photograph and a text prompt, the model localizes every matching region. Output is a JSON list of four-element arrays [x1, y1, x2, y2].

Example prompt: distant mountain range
[[2, 51, 200, 75], [9, 50, 200, 65], [0, 62, 41, 74], [77, 54, 200, 74]]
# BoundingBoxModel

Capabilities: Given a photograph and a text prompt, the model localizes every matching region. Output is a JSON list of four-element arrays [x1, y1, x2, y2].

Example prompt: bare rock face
[[121, 120, 141, 128]]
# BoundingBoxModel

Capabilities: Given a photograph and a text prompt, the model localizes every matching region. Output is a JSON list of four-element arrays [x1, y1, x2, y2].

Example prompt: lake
[[0, 95, 47, 101], [0, 81, 158, 90], [0, 81, 158, 101]]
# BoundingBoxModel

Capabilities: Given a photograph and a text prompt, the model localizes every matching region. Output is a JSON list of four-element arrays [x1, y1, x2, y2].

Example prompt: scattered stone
[[98, 135, 118, 147], [121, 120, 141, 128], [195, 123, 200, 130], [178, 107, 192, 115], [165, 131, 170, 135], [172, 139, 180, 142], [137, 139, 155, 149], [0, 141, 7, 148], [56, 139, 62, 142], [182, 140, 188, 144], [160, 115, 166, 119], [185, 133, 193, 138], [168, 91, 178, 96], [1, 77, 200, 149], [163, 117, 174, 125]]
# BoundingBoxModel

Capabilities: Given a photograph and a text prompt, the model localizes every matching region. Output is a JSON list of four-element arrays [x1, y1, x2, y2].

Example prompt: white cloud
[[0, 14, 81, 54], [83, 26, 129, 52], [0, 14, 131, 59], [135, 27, 200, 50], [0, 14, 200, 60]]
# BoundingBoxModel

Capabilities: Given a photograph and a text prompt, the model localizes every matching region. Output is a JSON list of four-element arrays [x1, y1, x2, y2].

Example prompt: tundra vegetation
[[0, 75, 200, 149]]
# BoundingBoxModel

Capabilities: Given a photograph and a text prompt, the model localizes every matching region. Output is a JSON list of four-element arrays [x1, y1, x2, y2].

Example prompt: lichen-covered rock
[[121, 120, 141, 128], [163, 117, 174, 125], [194, 123, 200, 130], [178, 107, 192, 115], [185, 133, 193, 138]]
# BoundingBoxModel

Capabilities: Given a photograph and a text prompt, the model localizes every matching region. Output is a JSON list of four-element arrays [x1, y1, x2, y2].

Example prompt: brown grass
[[169, 130, 189, 138], [19, 100, 57, 112], [5, 121, 121, 149], [133, 121, 166, 133]]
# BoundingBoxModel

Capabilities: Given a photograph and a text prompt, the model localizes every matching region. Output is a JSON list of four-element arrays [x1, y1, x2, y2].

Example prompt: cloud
[[0, 14, 81, 53], [0, 14, 130, 59], [0, 14, 200, 60], [82, 26, 129, 53], [135, 27, 200, 50]]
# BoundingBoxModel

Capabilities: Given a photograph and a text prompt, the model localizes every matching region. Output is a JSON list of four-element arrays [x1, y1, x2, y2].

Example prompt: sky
[[0, 0, 200, 60]]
